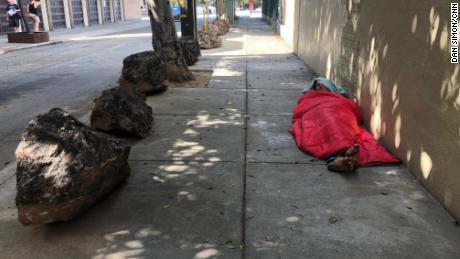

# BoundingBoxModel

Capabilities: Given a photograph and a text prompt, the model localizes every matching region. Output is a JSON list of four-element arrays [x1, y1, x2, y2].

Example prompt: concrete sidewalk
[[0, 14, 460, 259], [0, 19, 151, 54]]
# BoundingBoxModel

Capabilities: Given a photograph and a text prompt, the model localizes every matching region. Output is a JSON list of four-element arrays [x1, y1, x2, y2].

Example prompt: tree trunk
[[147, 0, 194, 82], [216, 0, 227, 21]]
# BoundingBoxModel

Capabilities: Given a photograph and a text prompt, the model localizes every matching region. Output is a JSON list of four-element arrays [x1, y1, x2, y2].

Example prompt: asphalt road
[[0, 25, 153, 171]]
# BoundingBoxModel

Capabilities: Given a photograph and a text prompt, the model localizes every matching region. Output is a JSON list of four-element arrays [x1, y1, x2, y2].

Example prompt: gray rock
[[120, 51, 169, 94], [198, 30, 222, 49], [212, 19, 230, 35], [180, 37, 201, 66], [91, 87, 153, 138], [206, 24, 220, 35], [15, 108, 131, 225]]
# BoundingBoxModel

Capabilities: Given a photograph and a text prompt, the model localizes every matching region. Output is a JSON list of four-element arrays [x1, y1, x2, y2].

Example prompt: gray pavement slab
[[245, 26, 279, 36], [245, 163, 460, 259], [213, 57, 247, 73], [248, 89, 300, 116], [207, 75, 246, 89], [207, 58, 246, 89], [189, 56, 216, 71], [196, 31, 247, 90], [199, 28, 246, 57], [0, 140, 17, 174], [247, 70, 311, 90], [246, 37, 292, 56], [0, 163, 15, 187], [247, 55, 311, 74], [247, 115, 320, 164], [191, 55, 246, 74], [0, 161, 243, 259], [146, 88, 245, 116], [129, 115, 245, 162]]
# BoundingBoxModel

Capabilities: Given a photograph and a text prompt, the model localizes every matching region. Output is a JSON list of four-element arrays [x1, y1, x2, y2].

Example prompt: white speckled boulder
[[120, 51, 169, 94], [15, 108, 130, 225], [91, 87, 153, 138], [198, 30, 222, 49]]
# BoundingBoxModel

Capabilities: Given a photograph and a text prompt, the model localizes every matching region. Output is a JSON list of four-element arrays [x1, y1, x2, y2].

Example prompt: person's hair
[[313, 81, 320, 90]]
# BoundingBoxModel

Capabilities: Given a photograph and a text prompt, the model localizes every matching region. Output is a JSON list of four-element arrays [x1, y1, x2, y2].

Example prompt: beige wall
[[296, 0, 347, 84], [124, 0, 143, 20], [279, 0, 299, 50], [281, 0, 460, 219]]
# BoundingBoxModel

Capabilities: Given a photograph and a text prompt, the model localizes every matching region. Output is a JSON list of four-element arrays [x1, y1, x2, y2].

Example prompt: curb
[[0, 40, 65, 54]]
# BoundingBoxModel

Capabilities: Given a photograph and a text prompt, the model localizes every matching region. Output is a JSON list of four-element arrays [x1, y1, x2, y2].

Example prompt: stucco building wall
[[124, 0, 143, 20], [278, 0, 299, 50]]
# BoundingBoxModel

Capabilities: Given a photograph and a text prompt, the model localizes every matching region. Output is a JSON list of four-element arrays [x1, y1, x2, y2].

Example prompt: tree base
[[180, 37, 201, 66], [159, 48, 195, 82], [119, 78, 169, 94], [166, 64, 195, 82]]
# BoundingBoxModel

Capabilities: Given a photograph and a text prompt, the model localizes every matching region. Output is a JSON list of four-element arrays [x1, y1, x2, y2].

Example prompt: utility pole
[[180, 0, 197, 39]]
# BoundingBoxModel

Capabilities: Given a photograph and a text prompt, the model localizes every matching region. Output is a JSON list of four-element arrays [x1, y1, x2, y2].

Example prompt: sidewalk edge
[[0, 40, 65, 55]]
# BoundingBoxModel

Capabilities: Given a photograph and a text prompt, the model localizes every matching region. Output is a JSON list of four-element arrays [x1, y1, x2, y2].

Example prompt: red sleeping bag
[[290, 91, 399, 166]]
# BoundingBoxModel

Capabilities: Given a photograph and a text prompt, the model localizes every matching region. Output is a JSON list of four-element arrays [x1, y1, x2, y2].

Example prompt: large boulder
[[91, 87, 153, 138], [212, 19, 230, 35], [120, 51, 169, 94], [15, 108, 131, 225], [206, 24, 220, 35], [198, 30, 222, 49], [180, 37, 201, 66]]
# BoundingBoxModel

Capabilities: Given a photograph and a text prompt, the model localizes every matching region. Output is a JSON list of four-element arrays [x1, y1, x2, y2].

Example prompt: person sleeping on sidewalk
[[290, 77, 400, 173]]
